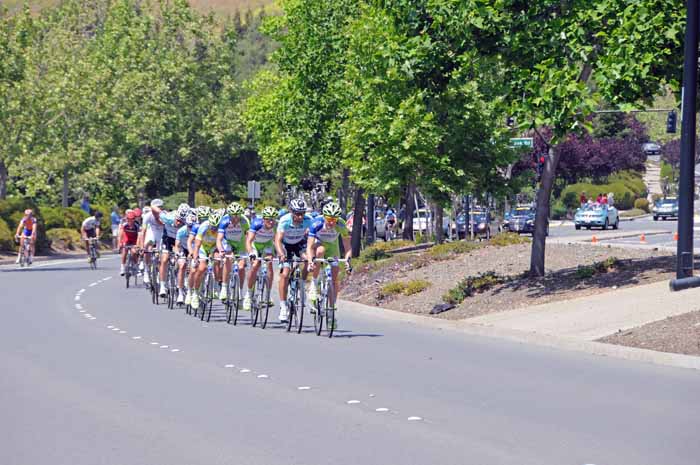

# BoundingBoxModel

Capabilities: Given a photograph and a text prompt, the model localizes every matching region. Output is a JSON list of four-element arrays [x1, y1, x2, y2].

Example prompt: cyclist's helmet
[[279, 208, 288, 217], [185, 212, 197, 227], [196, 206, 211, 221], [176, 203, 190, 220], [126, 211, 136, 220], [289, 198, 307, 213], [208, 208, 224, 226], [226, 202, 244, 217], [322, 202, 342, 218], [261, 206, 279, 219], [150, 198, 164, 209]]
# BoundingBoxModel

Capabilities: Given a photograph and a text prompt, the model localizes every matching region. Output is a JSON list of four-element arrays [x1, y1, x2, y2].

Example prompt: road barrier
[[591, 235, 598, 244], [640, 233, 647, 243]]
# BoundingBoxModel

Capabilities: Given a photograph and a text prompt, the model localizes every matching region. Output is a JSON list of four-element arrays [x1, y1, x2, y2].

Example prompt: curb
[[340, 299, 700, 371]]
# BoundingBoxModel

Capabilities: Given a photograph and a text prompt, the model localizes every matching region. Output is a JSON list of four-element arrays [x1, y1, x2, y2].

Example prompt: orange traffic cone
[[591, 235, 598, 244], [640, 233, 647, 243], [674, 232, 679, 241]]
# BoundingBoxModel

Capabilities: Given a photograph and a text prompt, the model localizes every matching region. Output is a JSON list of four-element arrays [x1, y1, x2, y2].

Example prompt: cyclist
[[242, 206, 278, 312], [184, 206, 210, 307], [14, 209, 37, 265], [81, 210, 103, 262], [275, 199, 313, 323], [118, 210, 140, 276], [307, 202, 352, 314], [190, 208, 224, 310], [138, 200, 164, 288], [216, 202, 250, 302], [157, 203, 190, 298], [173, 211, 197, 304]]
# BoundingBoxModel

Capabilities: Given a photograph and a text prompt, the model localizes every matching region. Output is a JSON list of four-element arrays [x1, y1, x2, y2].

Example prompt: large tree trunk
[[350, 187, 365, 257], [188, 180, 196, 206], [62, 166, 69, 207], [529, 146, 559, 276], [435, 203, 444, 244], [402, 182, 416, 240], [0, 159, 7, 200]]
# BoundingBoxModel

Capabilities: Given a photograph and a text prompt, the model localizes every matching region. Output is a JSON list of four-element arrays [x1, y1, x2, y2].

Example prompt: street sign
[[510, 137, 533, 148], [247, 180, 261, 199]]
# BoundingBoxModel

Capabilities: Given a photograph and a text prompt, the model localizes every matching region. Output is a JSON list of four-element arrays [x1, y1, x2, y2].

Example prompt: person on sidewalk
[[110, 206, 121, 251]]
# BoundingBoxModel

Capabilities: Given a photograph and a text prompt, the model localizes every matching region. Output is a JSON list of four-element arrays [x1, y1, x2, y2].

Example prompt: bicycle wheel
[[296, 278, 305, 334], [200, 273, 211, 321], [251, 279, 261, 327], [166, 266, 175, 309], [226, 274, 239, 325], [259, 278, 270, 329], [205, 275, 214, 322], [313, 279, 324, 336], [325, 279, 336, 338]]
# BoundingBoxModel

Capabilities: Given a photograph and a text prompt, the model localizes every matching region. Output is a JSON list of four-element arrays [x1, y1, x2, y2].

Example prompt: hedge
[[42, 206, 87, 231], [0, 198, 50, 252], [46, 228, 82, 250], [634, 198, 650, 213], [0, 218, 13, 251]]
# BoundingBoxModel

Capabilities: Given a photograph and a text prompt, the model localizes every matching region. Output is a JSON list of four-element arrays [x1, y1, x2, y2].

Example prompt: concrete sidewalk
[[466, 279, 698, 340]]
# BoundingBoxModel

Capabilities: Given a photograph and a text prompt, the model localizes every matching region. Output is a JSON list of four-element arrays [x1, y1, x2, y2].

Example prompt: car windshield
[[658, 199, 677, 206], [471, 212, 487, 222], [510, 208, 533, 217]]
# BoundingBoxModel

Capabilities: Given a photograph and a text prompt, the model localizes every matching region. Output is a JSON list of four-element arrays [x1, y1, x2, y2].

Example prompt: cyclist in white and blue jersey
[[274, 199, 313, 323], [157, 203, 190, 298], [173, 212, 197, 304]]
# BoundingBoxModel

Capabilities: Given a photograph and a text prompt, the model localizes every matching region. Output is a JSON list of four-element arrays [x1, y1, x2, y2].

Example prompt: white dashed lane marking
[[297, 386, 311, 391], [132, 336, 141, 340], [75, 304, 82, 310], [171, 349, 180, 353], [239, 369, 251, 373], [375, 408, 389, 413], [74, 296, 80, 301], [407, 416, 423, 422], [224, 364, 235, 368], [159, 345, 169, 349], [257, 374, 268, 379]]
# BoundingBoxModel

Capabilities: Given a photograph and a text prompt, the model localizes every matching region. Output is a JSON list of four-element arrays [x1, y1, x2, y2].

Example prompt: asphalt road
[[2, 257, 700, 465]]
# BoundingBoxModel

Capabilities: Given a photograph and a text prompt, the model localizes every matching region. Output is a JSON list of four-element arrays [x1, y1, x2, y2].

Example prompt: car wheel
[[612, 217, 619, 230], [575, 225, 581, 230], [586, 226, 591, 230], [653, 216, 658, 221]]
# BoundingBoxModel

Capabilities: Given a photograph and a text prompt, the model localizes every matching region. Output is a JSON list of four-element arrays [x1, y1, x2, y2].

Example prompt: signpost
[[247, 180, 261, 209], [509, 137, 533, 148]]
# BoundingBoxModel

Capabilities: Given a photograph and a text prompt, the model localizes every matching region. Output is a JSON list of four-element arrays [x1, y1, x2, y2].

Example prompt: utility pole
[[670, 0, 700, 291]]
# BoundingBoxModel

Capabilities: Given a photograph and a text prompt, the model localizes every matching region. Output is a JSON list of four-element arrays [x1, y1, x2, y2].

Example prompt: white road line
[[132, 336, 141, 340], [171, 349, 180, 353], [78, 289, 85, 294], [159, 345, 169, 349], [375, 408, 389, 412], [74, 296, 80, 301], [346, 400, 361, 405], [104, 276, 112, 281], [79, 310, 86, 313], [150, 342, 159, 345], [89, 283, 97, 287], [107, 325, 114, 329], [407, 416, 423, 421], [75, 304, 82, 310], [257, 374, 269, 379], [239, 369, 251, 373], [297, 386, 311, 390], [224, 364, 235, 368], [112, 328, 120, 331], [119, 330, 127, 334]]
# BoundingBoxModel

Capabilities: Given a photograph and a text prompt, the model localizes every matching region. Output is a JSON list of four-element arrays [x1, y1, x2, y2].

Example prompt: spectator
[[596, 193, 603, 204], [602, 194, 608, 205], [80, 193, 91, 214], [607, 192, 615, 206], [579, 191, 587, 207], [110, 206, 121, 251]]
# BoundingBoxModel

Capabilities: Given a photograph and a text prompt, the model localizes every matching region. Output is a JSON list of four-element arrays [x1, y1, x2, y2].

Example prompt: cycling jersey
[[195, 220, 218, 257], [218, 215, 250, 245], [249, 218, 275, 255], [176, 225, 190, 244], [142, 212, 164, 235], [121, 221, 139, 245], [19, 217, 35, 236], [308, 218, 349, 243], [160, 211, 179, 239], [276, 213, 312, 245], [81, 216, 101, 231]]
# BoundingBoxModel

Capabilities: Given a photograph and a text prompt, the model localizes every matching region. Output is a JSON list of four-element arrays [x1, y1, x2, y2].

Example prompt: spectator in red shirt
[[596, 193, 603, 204], [602, 194, 608, 205], [579, 192, 587, 207]]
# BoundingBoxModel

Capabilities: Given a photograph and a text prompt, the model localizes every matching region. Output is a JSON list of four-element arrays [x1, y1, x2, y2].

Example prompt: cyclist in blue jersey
[[189, 209, 224, 310], [242, 206, 278, 311], [173, 211, 197, 304], [184, 206, 209, 307], [157, 203, 190, 297], [216, 202, 250, 301], [274, 199, 313, 323]]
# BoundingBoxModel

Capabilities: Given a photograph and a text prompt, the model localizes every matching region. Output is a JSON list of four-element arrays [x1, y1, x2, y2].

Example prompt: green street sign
[[510, 137, 533, 148]]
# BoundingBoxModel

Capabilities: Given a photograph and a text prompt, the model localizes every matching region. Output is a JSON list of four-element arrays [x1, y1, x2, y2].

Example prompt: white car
[[412, 208, 450, 236], [574, 204, 619, 230]]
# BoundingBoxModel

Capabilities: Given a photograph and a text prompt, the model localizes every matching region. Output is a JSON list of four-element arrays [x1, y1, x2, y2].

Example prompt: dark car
[[502, 206, 547, 235], [456, 210, 491, 239]]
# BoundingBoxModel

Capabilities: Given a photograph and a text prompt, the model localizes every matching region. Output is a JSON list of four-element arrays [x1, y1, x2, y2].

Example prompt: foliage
[[575, 257, 621, 279], [0, 218, 13, 251], [427, 241, 479, 260], [634, 198, 650, 213], [442, 271, 508, 305], [46, 227, 81, 250], [559, 176, 644, 211], [380, 279, 430, 298], [619, 208, 646, 218], [489, 233, 531, 247], [41, 206, 86, 230], [550, 200, 568, 220]]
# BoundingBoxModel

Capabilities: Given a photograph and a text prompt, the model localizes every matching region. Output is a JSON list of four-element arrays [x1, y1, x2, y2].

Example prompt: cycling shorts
[[282, 241, 306, 267], [122, 235, 138, 246], [161, 235, 176, 253], [85, 228, 97, 239], [222, 241, 243, 255], [22, 229, 34, 237], [144, 228, 162, 249], [253, 241, 274, 256]]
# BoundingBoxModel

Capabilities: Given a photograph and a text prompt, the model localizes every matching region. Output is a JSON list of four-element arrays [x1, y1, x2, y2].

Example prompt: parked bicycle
[[311, 258, 350, 338]]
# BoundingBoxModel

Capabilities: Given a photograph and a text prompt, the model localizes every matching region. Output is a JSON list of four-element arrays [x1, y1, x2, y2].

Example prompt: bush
[[634, 198, 650, 213], [619, 208, 645, 217], [608, 170, 647, 197], [561, 191, 580, 210], [551, 200, 568, 220], [575, 257, 621, 279], [427, 240, 479, 259], [489, 232, 530, 247], [0, 218, 13, 251], [379, 279, 431, 298], [0, 198, 49, 252], [442, 271, 508, 304], [42, 206, 87, 230], [46, 228, 82, 250]]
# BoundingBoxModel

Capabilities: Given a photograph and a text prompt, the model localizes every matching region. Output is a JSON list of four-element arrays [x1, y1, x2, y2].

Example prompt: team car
[[574, 203, 619, 230]]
